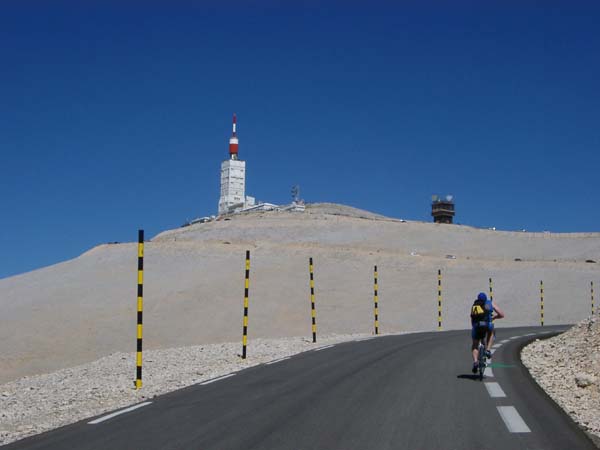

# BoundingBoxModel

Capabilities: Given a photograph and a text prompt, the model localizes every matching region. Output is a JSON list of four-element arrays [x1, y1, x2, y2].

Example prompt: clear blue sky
[[1, 2, 599, 279]]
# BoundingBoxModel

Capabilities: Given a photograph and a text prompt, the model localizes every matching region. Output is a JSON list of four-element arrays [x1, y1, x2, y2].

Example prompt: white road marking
[[354, 337, 375, 342], [484, 382, 506, 398], [492, 344, 501, 349], [315, 344, 335, 351], [199, 373, 235, 385], [88, 402, 152, 424], [509, 336, 519, 340], [490, 349, 496, 355], [524, 333, 535, 336], [266, 356, 290, 365], [497, 406, 531, 433], [485, 366, 494, 378], [499, 340, 509, 344]]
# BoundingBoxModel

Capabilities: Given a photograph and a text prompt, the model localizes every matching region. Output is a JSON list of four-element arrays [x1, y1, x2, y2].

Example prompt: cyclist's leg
[[471, 327, 480, 363], [486, 324, 495, 351], [472, 338, 480, 363]]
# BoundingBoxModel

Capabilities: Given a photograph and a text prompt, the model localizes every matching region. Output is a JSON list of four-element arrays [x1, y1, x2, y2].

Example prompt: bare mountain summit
[[0, 203, 598, 383]]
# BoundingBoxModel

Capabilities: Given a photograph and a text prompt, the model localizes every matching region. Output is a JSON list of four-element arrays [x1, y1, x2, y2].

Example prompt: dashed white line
[[492, 344, 501, 349], [509, 336, 519, 340], [88, 402, 152, 424], [266, 356, 291, 365], [499, 340, 509, 344], [484, 382, 506, 398], [199, 373, 235, 385], [315, 344, 335, 351], [524, 333, 535, 337], [497, 406, 531, 433], [486, 366, 494, 378]]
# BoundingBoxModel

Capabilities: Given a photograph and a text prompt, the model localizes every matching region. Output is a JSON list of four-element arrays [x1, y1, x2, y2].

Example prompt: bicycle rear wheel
[[478, 343, 486, 380]]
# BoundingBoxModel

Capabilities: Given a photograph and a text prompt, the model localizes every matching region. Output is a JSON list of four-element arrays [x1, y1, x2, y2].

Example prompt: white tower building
[[218, 114, 254, 215]]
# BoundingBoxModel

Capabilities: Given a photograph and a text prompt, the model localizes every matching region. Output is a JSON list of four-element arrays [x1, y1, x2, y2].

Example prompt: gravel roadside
[[522, 317, 600, 447]]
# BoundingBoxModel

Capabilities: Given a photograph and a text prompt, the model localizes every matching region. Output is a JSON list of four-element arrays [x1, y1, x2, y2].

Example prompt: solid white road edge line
[[497, 406, 531, 433], [315, 344, 335, 351], [484, 382, 506, 398], [88, 402, 152, 425], [266, 356, 291, 365], [199, 373, 236, 385]]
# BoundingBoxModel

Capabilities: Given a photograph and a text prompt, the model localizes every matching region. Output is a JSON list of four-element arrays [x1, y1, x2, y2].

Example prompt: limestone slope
[[0, 203, 598, 383]]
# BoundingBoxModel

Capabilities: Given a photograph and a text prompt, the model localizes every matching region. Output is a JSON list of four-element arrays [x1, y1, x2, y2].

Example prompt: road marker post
[[373, 265, 379, 335], [309, 257, 317, 343], [540, 280, 544, 327], [489, 277, 494, 301], [592, 281, 595, 316], [437, 269, 442, 330], [242, 250, 250, 359], [135, 230, 144, 389]]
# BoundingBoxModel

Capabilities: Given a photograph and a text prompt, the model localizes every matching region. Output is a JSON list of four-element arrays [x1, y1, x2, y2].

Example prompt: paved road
[[4, 326, 596, 449]]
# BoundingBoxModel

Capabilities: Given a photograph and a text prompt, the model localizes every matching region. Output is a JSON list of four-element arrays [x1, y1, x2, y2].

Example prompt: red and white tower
[[219, 114, 252, 214], [229, 113, 239, 160]]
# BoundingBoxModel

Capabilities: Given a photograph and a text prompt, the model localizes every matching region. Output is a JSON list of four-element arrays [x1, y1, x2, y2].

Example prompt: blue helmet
[[477, 292, 487, 301]]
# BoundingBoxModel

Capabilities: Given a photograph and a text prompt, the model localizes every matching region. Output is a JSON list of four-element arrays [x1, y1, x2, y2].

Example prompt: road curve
[[3, 326, 596, 450]]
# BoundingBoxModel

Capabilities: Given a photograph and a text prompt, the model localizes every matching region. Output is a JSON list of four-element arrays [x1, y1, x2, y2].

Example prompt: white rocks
[[0, 332, 376, 446], [522, 317, 600, 443], [575, 374, 597, 388]]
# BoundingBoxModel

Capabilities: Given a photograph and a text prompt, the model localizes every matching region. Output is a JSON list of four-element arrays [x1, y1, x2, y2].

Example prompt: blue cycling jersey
[[484, 299, 494, 322]]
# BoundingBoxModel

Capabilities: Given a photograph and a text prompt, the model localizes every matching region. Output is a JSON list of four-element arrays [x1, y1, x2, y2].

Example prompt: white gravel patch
[[522, 317, 600, 447], [0, 332, 379, 446]]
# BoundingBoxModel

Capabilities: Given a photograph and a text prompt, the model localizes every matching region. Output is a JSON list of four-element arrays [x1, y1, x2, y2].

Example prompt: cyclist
[[470, 292, 505, 374]]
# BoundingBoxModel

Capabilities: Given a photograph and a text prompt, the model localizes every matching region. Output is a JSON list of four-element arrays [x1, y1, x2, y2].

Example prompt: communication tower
[[218, 114, 249, 215]]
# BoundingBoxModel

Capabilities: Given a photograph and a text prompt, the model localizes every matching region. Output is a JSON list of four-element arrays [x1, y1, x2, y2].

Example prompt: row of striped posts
[[132, 232, 598, 388], [431, 274, 596, 330], [241, 255, 378, 359]]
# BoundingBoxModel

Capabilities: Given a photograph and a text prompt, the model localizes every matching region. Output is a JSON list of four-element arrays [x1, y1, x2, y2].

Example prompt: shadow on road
[[456, 374, 482, 381]]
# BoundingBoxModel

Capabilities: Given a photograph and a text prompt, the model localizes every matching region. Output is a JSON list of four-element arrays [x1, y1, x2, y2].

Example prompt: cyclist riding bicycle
[[470, 292, 505, 374]]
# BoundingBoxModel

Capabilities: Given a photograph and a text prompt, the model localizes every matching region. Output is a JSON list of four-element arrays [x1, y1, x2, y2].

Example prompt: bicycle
[[477, 341, 487, 380]]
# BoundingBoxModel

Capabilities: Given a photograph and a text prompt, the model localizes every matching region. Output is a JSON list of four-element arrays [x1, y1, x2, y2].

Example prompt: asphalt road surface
[[4, 326, 596, 450]]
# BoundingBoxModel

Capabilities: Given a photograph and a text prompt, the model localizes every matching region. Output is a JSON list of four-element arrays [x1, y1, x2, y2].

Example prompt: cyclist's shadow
[[456, 374, 483, 381]]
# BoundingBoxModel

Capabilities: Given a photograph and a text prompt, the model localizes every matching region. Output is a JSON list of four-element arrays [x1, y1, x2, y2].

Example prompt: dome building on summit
[[431, 195, 455, 224]]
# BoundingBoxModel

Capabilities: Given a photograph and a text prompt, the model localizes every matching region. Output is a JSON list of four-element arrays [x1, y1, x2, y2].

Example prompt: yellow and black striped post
[[591, 281, 595, 316], [437, 269, 442, 330], [540, 280, 544, 326], [373, 265, 379, 335], [309, 257, 317, 343], [489, 277, 493, 302], [135, 229, 144, 389], [241, 250, 250, 359]]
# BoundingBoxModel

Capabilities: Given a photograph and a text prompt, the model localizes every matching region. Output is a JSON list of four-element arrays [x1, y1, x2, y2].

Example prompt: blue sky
[[1, 2, 599, 278]]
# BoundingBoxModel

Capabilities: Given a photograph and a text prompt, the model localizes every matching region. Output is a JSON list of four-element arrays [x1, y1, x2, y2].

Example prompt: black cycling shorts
[[472, 325, 489, 340]]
